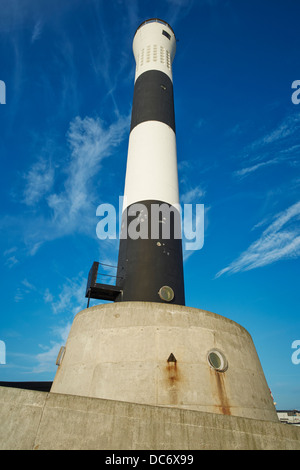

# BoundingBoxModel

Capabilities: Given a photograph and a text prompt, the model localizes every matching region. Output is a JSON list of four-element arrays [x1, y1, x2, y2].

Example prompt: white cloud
[[21, 278, 36, 290], [233, 112, 300, 180], [166, 0, 196, 26], [53, 323, 72, 344], [261, 114, 300, 145], [46, 115, 128, 236], [180, 185, 206, 203], [5, 255, 19, 268], [23, 157, 54, 206], [17, 113, 129, 253], [250, 113, 300, 150], [3, 246, 17, 256], [234, 158, 280, 178], [43, 288, 54, 303], [32, 274, 87, 374], [13, 277, 36, 302], [33, 321, 72, 374], [51, 273, 87, 316], [216, 201, 300, 277], [14, 289, 23, 302], [33, 342, 61, 374], [31, 19, 43, 43]]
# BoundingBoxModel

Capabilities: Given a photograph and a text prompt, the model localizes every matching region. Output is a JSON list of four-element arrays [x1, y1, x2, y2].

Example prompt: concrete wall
[[51, 302, 278, 422], [0, 386, 300, 450]]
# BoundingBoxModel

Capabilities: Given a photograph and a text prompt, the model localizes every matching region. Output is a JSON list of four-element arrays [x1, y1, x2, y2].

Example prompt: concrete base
[[51, 302, 278, 422], [0, 386, 300, 450]]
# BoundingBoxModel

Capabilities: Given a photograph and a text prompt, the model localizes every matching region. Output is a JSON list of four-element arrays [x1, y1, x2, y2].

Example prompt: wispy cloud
[[3, 246, 19, 268], [21, 278, 36, 290], [17, 114, 129, 253], [245, 112, 300, 155], [32, 273, 88, 373], [31, 19, 43, 43], [32, 322, 72, 374], [258, 114, 300, 146], [166, 0, 196, 26], [180, 185, 206, 203], [233, 112, 300, 178], [22, 157, 54, 206], [47, 115, 128, 232], [87, 1, 136, 117], [166, 0, 222, 26], [6, 255, 19, 268], [32, 342, 61, 374], [47, 273, 88, 316], [233, 158, 280, 179], [216, 201, 300, 277], [14, 277, 37, 302], [43, 288, 54, 303]]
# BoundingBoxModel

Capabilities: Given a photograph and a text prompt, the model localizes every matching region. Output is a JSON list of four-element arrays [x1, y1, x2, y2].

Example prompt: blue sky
[[0, 0, 299, 410]]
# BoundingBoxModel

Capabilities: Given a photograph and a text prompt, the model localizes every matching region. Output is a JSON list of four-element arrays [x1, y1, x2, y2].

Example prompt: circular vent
[[158, 285, 174, 302], [207, 349, 228, 372]]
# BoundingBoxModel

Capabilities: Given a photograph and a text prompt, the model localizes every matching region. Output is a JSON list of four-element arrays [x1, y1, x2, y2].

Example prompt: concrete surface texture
[[0, 386, 300, 450], [51, 302, 278, 422]]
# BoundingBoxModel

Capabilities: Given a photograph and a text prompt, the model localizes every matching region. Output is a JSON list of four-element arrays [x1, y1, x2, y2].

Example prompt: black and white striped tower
[[54, 19, 279, 428], [115, 19, 185, 305]]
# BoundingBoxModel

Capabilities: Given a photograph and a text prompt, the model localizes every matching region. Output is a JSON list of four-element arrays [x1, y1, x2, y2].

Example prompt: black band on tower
[[116, 200, 185, 305], [130, 70, 176, 133]]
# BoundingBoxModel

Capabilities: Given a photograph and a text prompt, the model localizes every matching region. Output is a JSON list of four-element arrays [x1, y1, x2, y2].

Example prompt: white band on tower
[[133, 19, 176, 82]]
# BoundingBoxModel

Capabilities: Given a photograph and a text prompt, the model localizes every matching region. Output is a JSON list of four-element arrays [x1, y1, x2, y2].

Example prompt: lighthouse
[[51, 19, 278, 427], [86, 19, 185, 306], [1, 16, 295, 451]]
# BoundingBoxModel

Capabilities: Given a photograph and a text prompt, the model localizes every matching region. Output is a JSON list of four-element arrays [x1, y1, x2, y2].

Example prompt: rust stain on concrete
[[165, 355, 181, 405], [210, 369, 231, 415]]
